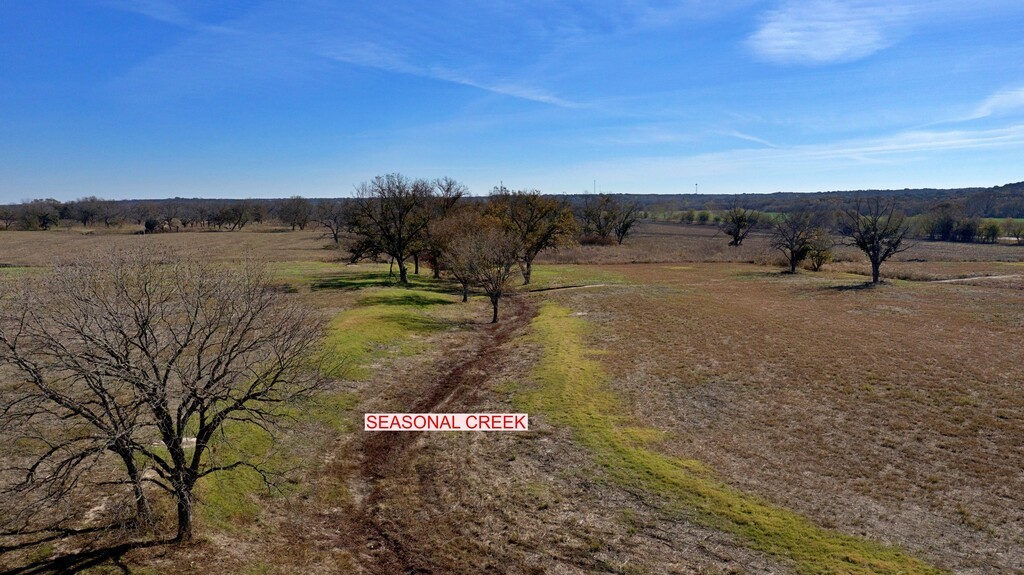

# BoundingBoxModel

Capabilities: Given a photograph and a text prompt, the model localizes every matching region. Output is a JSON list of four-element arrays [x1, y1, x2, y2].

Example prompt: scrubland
[[1, 222, 1021, 574]]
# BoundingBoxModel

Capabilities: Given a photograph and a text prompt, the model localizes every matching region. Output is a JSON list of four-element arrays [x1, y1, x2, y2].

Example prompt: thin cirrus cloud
[[107, 0, 577, 109], [747, 0, 914, 65], [102, 0, 192, 27], [557, 123, 1024, 186], [315, 43, 579, 109], [966, 87, 1024, 120]]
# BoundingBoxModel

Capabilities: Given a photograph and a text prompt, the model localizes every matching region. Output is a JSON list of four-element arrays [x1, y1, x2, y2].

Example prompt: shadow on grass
[[311, 271, 457, 294], [825, 281, 883, 292], [731, 270, 784, 281], [354, 292, 455, 308], [1, 536, 173, 575], [376, 312, 449, 333]]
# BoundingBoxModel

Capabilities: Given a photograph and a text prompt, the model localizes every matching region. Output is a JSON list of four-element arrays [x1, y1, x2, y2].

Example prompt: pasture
[[0, 223, 1021, 574]]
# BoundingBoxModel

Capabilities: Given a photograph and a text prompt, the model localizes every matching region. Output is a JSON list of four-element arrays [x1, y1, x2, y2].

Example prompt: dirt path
[[932, 273, 1022, 283], [352, 295, 537, 574]]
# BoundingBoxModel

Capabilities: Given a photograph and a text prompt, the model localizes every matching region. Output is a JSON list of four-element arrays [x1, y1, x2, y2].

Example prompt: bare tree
[[70, 197, 103, 227], [578, 194, 617, 243], [719, 204, 760, 246], [19, 200, 61, 230], [420, 177, 466, 278], [769, 210, 821, 273], [97, 200, 126, 228], [0, 250, 328, 542], [0, 207, 17, 230], [348, 174, 433, 284], [445, 218, 520, 322], [315, 199, 348, 244], [279, 196, 312, 231], [806, 230, 835, 271], [613, 201, 640, 245], [841, 196, 912, 284], [432, 207, 482, 301], [487, 188, 576, 284], [1001, 218, 1024, 244]]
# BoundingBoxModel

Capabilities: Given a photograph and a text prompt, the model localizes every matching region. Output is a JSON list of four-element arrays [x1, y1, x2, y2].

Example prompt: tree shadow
[[825, 281, 882, 292], [376, 312, 450, 333], [311, 271, 457, 295], [1, 536, 173, 575], [354, 293, 455, 308]]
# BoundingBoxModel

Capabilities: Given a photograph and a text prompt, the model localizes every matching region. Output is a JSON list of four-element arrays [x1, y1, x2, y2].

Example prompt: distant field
[[542, 263, 1024, 573], [0, 227, 336, 267], [541, 221, 1024, 281]]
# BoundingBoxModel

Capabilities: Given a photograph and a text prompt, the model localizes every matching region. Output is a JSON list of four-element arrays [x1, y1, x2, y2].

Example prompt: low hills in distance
[[4, 180, 1023, 219]]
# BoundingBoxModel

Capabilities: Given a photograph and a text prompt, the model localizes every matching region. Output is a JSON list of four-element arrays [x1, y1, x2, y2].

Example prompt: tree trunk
[[491, 296, 499, 323], [522, 259, 533, 285], [790, 256, 798, 273], [119, 451, 152, 526], [871, 260, 881, 284], [432, 257, 441, 279], [175, 490, 193, 542], [399, 262, 408, 284], [413, 253, 419, 275], [462, 283, 469, 302]]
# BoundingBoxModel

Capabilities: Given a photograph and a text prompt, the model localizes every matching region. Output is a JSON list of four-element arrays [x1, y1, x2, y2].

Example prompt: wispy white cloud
[[545, 123, 1024, 191], [107, 1, 576, 108], [316, 43, 578, 108], [790, 124, 1024, 159], [722, 130, 778, 147], [966, 86, 1024, 120], [584, 125, 695, 145], [103, 0, 193, 27], [101, 0, 237, 34], [748, 0, 913, 65]]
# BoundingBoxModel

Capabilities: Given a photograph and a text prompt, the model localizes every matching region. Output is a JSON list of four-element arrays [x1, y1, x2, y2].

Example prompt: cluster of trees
[[577, 194, 641, 245], [0, 251, 330, 543], [343, 175, 581, 322], [719, 197, 911, 284], [919, 201, 1020, 244], [680, 209, 717, 225], [703, 197, 1022, 255]]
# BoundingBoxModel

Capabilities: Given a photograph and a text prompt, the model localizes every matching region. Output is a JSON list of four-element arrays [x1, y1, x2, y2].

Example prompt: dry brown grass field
[[1, 221, 1022, 574]]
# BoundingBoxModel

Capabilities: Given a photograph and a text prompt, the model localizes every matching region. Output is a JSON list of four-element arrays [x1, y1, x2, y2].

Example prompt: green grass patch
[[354, 291, 454, 308], [269, 261, 460, 294], [526, 264, 628, 290], [322, 287, 454, 378], [196, 390, 360, 530], [520, 302, 943, 575], [269, 261, 342, 284], [198, 287, 452, 527], [311, 265, 456, 294], [0, 265, 39, 278]]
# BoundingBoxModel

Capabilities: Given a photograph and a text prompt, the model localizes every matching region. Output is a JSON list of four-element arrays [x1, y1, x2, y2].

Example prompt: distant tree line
[[678, 194, 1023, 248], [0, 197, 277, 232], [585, 181, 1024, 219], [706, 196, 916, 284], [917, 200, 1021, 244]]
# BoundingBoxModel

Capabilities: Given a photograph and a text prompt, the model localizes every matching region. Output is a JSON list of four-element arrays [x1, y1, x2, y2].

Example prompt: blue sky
[[2, 0, 1024, 201]]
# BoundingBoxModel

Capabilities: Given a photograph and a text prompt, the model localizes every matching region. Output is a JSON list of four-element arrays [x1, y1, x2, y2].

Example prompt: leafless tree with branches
[[444, 218, 521, 322], [0, 250, 330, 542], [769, 209, 823, 273], [347, 174, 434, 284], [841, 196, 912, 284]]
